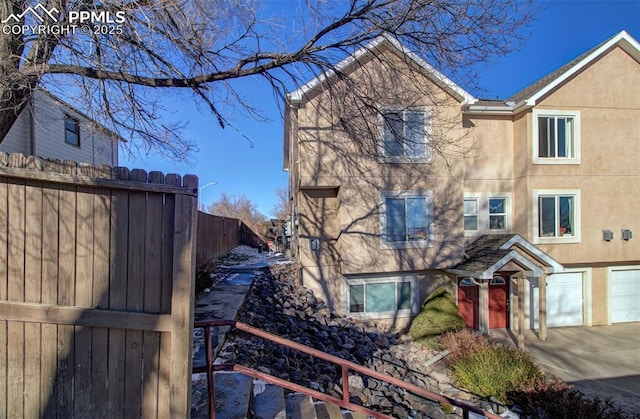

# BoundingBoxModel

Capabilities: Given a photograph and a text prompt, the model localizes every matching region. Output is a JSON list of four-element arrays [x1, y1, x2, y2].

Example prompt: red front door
[[458, 278, 479, 329], [489, 276, 509, 329]]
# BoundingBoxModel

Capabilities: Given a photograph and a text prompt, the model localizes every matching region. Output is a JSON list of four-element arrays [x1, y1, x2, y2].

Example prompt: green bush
[[408, 287, 465, 348], [449, 346, 542, 402]]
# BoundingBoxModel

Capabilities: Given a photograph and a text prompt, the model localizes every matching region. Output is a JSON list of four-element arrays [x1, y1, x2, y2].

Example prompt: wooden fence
[[196, 213, 268, 267], [0, 153, 198, 418], [196, 213, 241, 266]]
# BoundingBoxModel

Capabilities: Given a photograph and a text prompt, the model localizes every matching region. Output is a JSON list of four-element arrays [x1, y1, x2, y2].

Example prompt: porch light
[[622, 229, 633, 241], [603, 230, 613, 241]]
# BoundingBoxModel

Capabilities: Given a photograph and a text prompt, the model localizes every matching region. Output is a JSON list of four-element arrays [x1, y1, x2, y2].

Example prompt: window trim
[[463, 197, 479, 232], [378, 106, 432, 163], [463, 193, 512, 237], [532, 189, 581, 244], [346, 275, 418, 318], [64, 115, 81, 147], [532, 109, 581, 165], [380, 191, 434, 249]]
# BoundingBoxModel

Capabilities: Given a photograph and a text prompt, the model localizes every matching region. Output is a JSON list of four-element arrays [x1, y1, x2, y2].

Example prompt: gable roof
[[449, 234, 563, 279], [287, 34, 476, 105], [466, 30, 640, 114]]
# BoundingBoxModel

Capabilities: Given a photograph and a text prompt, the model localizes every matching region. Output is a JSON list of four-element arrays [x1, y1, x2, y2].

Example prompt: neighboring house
[[0, 89, 120, 166], [283, 30, 640, 336]]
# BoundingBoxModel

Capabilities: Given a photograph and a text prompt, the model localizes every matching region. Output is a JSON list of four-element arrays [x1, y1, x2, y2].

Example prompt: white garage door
[[610, 269, 640, 323], [534, 272, 583, 328]]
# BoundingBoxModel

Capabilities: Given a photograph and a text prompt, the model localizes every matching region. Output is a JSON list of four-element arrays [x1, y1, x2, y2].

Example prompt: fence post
[[170, 175, 198, 417]]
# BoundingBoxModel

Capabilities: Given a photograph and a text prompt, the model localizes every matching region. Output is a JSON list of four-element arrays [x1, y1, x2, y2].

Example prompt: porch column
[[516, 273, 526, 349], [539, 274, 547, 341], [478, 280, 489, 333]]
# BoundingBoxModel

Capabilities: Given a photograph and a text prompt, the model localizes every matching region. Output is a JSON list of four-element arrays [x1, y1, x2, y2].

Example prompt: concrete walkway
[[490, 324, 640, 416]]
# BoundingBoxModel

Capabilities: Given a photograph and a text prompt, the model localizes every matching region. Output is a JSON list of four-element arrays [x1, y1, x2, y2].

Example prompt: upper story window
[[380, 108, 431, 162], [65, 116, 80, 147], [489, 198, 507, 230], [532, 110, 580, 165], [464, 198, 478, 231], [380, 191, 433, 248], [464, 194, 511, 236], [533, 189, 580, 244]]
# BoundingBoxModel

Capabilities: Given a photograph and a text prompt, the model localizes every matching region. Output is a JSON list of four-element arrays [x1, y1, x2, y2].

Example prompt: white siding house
[[0, 90, 120, 166]]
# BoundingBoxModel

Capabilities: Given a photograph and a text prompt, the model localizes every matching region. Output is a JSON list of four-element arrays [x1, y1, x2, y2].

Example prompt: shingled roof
[[450, 234, 563, 279]]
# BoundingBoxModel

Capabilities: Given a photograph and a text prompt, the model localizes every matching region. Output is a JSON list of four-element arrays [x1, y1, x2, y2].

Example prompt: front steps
[[193, 372, 368, 419]]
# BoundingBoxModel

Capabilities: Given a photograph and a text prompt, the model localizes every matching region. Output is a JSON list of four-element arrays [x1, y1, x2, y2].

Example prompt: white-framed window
[[380, 191, 433, 249], [379, 107, 431, 162], [347, 276, 416, 317], [532, 109, 580, 164], [463, 193, 511, 235], [489, 198, 507, 230], [533, 189, 581, 244], [464, 198, 479, 231], [64, 115, 80, 147]]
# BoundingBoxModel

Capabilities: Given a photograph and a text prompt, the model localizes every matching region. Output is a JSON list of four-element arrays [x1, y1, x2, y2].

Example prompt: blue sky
[[122, 0, 640, 217]]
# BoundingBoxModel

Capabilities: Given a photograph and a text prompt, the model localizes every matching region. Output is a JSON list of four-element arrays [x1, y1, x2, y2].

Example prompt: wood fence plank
[[91, 189, 111, 417], [108, 187, 128, 418], [74, 186, 94, 416], [0, 177, 8, 418], [56, 181, 76, 417], [7, 179, 25, 418], [125, 171, 147, 418], [24, 181, 43, 417], [158, 188, 175, 417], [169, 186, 197, 417], [40, 185, 59, 417], [142, 188, 164, 418]]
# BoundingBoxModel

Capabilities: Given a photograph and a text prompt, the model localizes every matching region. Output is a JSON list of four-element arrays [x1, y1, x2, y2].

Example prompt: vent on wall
[[622, 229, 633, 241], [603, 230, 613, 241]]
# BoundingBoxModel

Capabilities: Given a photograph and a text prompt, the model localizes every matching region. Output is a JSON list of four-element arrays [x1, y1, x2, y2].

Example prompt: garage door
[[534, 272, 583, 328], [610, 269, 640, 323]]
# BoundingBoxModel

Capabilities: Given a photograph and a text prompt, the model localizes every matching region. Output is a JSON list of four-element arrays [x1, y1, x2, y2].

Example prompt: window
[[534, 190, 580, 243], [381, 192, 433, 247], [381, 108, 430, 161], [489, 198, 506, 230], [464, 198, 479, 231], [463, 194, 511, 234], [349, 281, 412, 314], [65, 116, 80, 146], [533, 110, 580, 164]]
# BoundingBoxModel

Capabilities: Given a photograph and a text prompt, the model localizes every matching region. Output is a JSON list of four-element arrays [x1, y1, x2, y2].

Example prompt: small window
[[349, 281, 412, 314], [533, 110, 580, 164], [464, 198, 478, 231], [65, 116, 80, 146], [491, 276, 506, 285], [489, 198, 506, 230], [459, 277, 475, 287], [381, 108, 430, 161]]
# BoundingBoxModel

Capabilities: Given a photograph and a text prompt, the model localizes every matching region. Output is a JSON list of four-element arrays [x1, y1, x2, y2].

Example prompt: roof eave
[[524, 30, 640, 106]]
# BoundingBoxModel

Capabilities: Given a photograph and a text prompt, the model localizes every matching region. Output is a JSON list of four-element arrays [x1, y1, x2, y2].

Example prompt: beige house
[[283, 30, 640, 336], [0, 89, 120, 166]]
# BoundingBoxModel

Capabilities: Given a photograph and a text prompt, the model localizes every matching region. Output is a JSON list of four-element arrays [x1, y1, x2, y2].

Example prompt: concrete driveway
[[491, 323, 640, 416]]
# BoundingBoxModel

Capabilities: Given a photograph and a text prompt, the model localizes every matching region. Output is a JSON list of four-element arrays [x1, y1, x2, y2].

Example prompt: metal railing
[[193, 319, 500, 419]]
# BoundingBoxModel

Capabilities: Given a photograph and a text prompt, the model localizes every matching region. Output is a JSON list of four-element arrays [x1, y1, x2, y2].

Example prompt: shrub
[[408, 287, 465, 348], [449, 346, 543, 402], [439, 329, 492, 364], [507, 376, 637, 419]]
